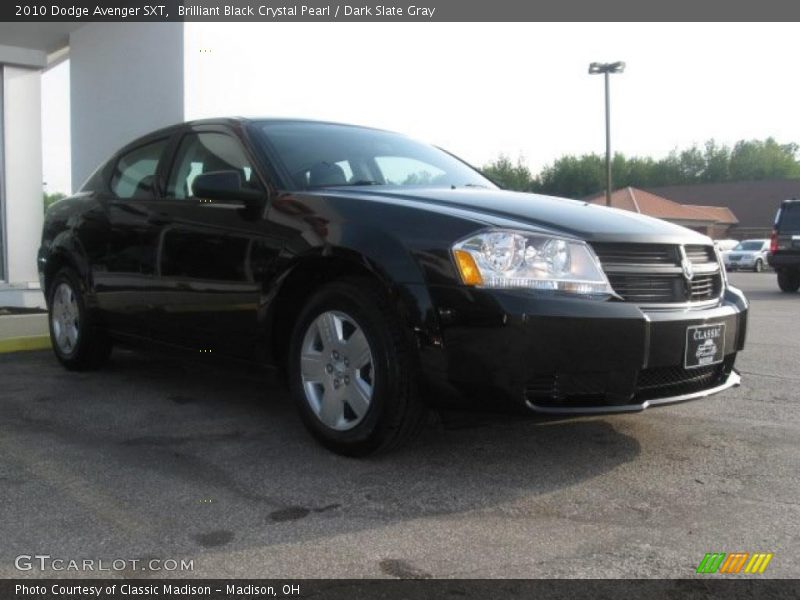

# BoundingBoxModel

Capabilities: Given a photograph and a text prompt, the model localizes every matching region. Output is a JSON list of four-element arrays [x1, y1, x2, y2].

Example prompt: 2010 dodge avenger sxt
[[39, 119, 748, 455]]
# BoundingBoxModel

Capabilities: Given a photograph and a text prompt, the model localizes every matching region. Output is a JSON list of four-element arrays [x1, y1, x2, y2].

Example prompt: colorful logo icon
[[696, 552, 773, 574]]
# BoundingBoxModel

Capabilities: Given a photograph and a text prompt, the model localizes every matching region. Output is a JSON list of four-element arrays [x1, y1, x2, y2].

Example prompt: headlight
[[452, 230, 613, 296]]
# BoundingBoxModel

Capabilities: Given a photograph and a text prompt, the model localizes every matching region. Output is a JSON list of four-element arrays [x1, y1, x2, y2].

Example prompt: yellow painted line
[[0, 335, 51, 353]]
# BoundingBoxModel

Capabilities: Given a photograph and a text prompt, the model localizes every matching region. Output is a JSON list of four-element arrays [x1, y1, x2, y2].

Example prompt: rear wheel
[[48, 268, 112, 370], [288, 279, 425, 456], [777, 269, 800, 292]]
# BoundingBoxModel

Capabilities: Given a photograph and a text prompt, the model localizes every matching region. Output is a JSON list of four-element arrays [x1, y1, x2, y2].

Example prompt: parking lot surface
[[1, 273, 797, 578]]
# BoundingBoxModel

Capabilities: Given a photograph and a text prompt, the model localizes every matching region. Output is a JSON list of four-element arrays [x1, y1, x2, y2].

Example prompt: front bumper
[[528, 369, 740, 414], [425, 284, 748, 414]]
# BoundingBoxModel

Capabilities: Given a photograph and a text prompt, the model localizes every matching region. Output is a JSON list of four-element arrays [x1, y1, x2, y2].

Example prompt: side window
[[110, 139, 168, 199], [166, 132, 260, 200]]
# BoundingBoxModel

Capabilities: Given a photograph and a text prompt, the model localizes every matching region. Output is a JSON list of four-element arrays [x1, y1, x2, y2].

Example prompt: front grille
[[689, 274, 721, 301], [525, 359, 733, 408], [635, 361, 730, 401], [607, 274, 679, 303], [524, 373, 608, 408], [684, 245, 716, 263], [592, 242, 722, 304], [592, 243, 676, 265]]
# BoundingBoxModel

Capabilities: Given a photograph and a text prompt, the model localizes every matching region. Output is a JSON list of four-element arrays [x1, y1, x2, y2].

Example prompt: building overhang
[[0, 24, 82, 68]]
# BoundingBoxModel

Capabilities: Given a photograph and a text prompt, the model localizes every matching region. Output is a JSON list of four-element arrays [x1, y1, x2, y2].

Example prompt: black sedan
[[39, 118, 748, 455]]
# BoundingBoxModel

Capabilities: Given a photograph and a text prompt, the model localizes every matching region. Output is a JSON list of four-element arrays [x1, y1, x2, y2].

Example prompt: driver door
[[148, 128, 275, 358]]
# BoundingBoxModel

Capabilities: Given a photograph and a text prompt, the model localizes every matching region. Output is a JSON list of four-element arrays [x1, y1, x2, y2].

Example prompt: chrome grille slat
[[592, 242, 722, 304]]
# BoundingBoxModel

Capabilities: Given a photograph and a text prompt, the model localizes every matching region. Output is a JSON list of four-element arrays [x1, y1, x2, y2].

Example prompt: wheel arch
[[265, 247, 441, 370], [41, 237, 91, 303]]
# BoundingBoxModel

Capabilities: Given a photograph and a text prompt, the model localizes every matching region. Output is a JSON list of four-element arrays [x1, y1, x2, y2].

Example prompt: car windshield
[[256, 121, 496, 191], [734, 241, 764, 251]]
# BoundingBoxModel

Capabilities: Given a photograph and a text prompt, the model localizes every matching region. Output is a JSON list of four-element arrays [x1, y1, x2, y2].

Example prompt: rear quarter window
[[778, 204, 800, 232]]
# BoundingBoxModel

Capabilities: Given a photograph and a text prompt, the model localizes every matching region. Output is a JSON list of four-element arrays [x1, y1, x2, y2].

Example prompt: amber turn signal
[[453, 250, 483, 286]]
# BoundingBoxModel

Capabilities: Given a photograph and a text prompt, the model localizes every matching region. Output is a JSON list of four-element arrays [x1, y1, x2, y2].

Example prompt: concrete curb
[[0, 314, 50, 353], [0, 335, 51, 353]]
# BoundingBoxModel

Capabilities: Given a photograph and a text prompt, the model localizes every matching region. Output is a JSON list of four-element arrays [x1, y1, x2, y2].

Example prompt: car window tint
[[375, 156, 446, 185], [737, 241, 764, 251], [258, 121, 496, 191], [779, 205, 800, 231], [294, 160, 353, 188], [167, 132, 259, 199], [110, 139, 168, 199]]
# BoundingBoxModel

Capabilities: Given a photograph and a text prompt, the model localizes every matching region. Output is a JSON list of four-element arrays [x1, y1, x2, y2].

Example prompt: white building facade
[[0, 23, 186, 307]]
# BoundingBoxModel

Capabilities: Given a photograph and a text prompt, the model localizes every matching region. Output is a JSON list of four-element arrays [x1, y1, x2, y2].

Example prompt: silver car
[[723, 239, 770, 272]]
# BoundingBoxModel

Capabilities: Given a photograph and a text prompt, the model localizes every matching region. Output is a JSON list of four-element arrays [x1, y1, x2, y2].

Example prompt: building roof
[[691, 205, 739, 225], [587, 187, 722, 224], [644, 179, 800, 229]]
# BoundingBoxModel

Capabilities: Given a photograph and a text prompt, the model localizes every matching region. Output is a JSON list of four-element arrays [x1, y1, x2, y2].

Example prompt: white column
[[70, 22, 184, 188], [1, 65, 45, 307]]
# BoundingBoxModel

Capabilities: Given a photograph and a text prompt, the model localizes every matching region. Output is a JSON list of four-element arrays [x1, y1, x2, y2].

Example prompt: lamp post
[[589, 61, 625, 207]]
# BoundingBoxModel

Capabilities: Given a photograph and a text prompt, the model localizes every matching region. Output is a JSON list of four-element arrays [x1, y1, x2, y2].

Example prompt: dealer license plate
[[685, 323, 725, 369]]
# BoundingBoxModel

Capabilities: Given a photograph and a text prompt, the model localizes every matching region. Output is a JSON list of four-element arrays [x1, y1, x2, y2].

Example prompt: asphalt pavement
[[0, 272, 797, 578]]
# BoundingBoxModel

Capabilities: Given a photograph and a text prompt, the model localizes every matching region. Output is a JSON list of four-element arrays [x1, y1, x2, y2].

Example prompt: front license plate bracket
[[685, 323, 726, 369]]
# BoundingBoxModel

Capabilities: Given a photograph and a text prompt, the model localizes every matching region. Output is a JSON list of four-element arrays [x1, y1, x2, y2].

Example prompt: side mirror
[[192, 170, 265, 211]]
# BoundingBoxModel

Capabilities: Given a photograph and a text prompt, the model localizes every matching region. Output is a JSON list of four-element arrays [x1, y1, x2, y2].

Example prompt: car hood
[[322, 187, 713, 245]]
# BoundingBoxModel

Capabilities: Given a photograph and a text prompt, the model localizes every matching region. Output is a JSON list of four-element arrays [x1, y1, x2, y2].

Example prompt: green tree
[[482, 154, 536, 192], [537, 154, 605, 198], [43, 191, 66, 212], [729, 138, 800, 180], [484, 136, 800, 199], [702, 139, 730, 182]]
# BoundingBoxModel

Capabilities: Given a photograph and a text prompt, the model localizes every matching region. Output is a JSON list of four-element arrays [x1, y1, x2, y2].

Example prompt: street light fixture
[[589, 61, 625, 207]]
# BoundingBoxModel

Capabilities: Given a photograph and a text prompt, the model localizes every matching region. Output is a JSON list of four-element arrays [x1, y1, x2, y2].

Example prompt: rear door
[[93, 137, 171, 338]]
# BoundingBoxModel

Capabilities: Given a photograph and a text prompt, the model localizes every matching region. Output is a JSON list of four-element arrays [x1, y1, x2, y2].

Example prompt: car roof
[[116, 117, 395, 156]]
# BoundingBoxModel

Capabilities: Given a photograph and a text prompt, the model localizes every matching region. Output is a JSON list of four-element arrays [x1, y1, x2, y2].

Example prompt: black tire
[[287, 278, 426, 456], [47, 267, 112, 370], [777, 269, 800, 293], [754, 259, 763, 273]]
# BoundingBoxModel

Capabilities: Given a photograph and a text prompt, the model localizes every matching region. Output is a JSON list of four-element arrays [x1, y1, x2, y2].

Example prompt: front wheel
[[754, 259, 764, 273], [48, 268, 112, 370], [777, 269, 800, 293], [287, 279, 425, 456]]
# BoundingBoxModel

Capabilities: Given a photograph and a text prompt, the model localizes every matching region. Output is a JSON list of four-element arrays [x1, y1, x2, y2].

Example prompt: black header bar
[[2, 579, 799, 600], [4, 0, 800, 22]]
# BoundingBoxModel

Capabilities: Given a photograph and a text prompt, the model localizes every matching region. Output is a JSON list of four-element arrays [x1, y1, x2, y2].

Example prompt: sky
[[42, 22, 800, 194]]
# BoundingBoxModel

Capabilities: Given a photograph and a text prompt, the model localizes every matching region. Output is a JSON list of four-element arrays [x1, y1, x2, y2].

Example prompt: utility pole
[[589, 61, 625, 206]]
